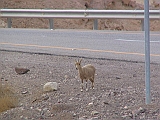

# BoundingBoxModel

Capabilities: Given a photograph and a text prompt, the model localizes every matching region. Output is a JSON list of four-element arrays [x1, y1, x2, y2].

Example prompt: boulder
[[43, 82, 58, 92]]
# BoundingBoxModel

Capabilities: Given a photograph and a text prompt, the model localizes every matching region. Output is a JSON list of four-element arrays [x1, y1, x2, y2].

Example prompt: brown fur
[[75, 59, 95, 91]]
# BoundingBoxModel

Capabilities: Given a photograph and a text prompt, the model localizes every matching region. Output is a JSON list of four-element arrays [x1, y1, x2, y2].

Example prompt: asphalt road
[[0, 28, 160, 63]]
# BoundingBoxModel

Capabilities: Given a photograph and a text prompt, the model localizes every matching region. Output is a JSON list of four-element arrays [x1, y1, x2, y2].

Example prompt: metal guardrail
[[0, 9, 160, 30]]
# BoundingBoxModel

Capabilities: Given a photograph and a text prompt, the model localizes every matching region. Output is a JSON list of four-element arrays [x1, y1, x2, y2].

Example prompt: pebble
[[157, 114, 160, 119], [78, 117, 86, 120], [64, 75, 68, 79], [103, 101, 109, 105], [116, 76, 121, 79], [41, 94, 49, 101], [69, 97, 74, 101], [124, 106, 128, 109], [36, 108, 42, 112], [73, 113, 77, 117], [87, 117, 99, 120], [132, 107, 146, 118], [91, 110, 99, 116], [22, 91, 28, 94], [88, 102, 94, 106]]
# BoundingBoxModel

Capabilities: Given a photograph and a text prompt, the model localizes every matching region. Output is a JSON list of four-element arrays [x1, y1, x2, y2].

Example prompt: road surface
[[0, 28, 160, 63]]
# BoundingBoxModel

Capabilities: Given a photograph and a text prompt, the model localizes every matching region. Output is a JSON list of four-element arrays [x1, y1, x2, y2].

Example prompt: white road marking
[[115, 39, 160, 43]]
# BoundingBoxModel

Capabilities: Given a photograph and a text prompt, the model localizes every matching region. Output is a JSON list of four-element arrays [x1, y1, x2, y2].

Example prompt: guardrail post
[[141, 19, 144, 31], [93, 19, 98, 30], [49, 18, 54, 29], [7, 18, 12, 28]]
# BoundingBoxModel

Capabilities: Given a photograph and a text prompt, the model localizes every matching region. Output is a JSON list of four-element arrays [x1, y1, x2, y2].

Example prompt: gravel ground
[[0, 50, 160, 120]]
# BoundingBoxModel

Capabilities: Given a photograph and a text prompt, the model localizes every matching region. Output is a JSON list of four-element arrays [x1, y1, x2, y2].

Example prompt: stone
[[157, 114, 160, 119], [43, 82, 58, 92], [88, 102, 94, 106], [116, 76, 121, 79], [21, 91, 28, 94], [129, 0, 136, 8], [153, 0, 160, 7], [124, 106, 128, 109], [91, 110, 99, 116], [69, 97, 74, 101], [64, 75, 68, 80], [41, 94, 49, 101], [15, 67, 30, 74], [78, 117, 86, 120], [103, 101, 109, 105], [73, 113, 76, 117], [88, 117, 99, 120], [132, 107, 146, 118], [122, 0, 131, 6]]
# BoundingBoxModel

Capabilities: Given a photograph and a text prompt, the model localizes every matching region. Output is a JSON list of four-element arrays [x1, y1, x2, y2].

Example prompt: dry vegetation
[[0, 81, 18, 113]]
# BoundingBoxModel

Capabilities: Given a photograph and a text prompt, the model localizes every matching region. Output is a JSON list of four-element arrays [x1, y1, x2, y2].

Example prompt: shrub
[[0, 82, 18, 113]]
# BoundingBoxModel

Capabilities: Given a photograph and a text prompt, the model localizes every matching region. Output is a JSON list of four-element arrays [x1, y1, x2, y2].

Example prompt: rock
[[15, 67, 30, 74], [43, 82, 58, 92], [132, 107, 146, 118], [88, 117, 99, 120], [138, 107, 146, 113], [157, 114, 160, 119], [116, 76, 121, 79], [103, 101, 109, 105], [69, 97, 74, 101], [91, 110, 99, 116], [64, 75, 68, 80], [133, 74, 137, 77], [73, 113, 76, 117], [21, 91, 28, 94], [41, 94, 49, 101], [122, 0, 131, 6], [85, 2, 89, 9], [121, 113, 133, 119], [88, 102, 94, 106], [153, 0, 160, 7], [124, 106, 128, 109], [36, 108, 42, 112], [78, 117, 86, 120], [129, 0, 136, 8]]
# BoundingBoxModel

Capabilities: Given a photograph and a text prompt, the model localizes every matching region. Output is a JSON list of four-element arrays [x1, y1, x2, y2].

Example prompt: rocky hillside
[[0, 0, 160, 31]]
